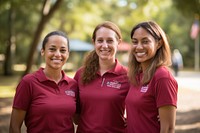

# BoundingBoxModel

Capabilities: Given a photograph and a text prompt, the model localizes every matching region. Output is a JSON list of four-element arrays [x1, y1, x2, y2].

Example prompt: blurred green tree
[[0, 0, 199, 76], [23, 0, 63, 76]]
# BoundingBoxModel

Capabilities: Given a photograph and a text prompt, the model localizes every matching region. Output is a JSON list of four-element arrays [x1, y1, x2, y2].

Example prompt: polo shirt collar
[[35, 68, 69, 84], [104, 59, 127, 75]]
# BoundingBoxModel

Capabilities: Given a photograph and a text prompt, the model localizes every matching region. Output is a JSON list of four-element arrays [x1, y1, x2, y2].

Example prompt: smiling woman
[[73, 21, 130, 133], [9, 31, 78, 133], [126, 21, 178, 133]]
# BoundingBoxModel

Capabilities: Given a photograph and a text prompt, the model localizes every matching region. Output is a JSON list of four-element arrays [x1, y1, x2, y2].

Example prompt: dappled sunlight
[[0, 75, 19, 98], [0, 86, 15, 98], [13, 64, 26, 72], [0, 105, 11, 116]]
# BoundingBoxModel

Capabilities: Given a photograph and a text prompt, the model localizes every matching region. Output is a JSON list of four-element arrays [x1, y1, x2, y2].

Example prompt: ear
[[118, 39, 122, 45], [41, 49, 44, 56], [65, 52, 69, 60], [157, 40, 162, 49], [92, 39, 95, 45]]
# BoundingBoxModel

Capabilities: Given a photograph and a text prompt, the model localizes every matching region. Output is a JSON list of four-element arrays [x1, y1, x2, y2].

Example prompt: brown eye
[[49, 48, 56, 51], [107, 39, 113, 43], [97, 39, 103, 43], [132, 40, 137, 45], [60, 49, 67, 53], [142, 40, 149, 44]]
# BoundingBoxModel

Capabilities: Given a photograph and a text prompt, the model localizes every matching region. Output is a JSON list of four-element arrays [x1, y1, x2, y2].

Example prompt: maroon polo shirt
[[125, 66, 178, 133], [74, 59, 130, 133], [13, 68, 78, 133]]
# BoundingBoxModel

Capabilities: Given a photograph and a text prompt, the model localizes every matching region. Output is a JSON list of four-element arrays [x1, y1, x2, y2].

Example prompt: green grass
[[0, 86, 16, 97], [0, 75, 20, 98]]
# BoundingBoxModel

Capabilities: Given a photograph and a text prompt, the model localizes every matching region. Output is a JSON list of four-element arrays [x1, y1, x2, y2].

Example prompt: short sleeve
[[155, 78, 178, 108], [13, 79, 32, 111]]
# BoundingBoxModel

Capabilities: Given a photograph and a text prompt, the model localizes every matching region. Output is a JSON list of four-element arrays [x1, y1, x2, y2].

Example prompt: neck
[[99, 59, 116, 75], [43, 68, 62, 83]]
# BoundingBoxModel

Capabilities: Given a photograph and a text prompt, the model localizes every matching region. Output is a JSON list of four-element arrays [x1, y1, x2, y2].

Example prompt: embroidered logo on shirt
[[140, 85, 148, 93], [106, 80, 121, 89], [65, 90, 75, 97]]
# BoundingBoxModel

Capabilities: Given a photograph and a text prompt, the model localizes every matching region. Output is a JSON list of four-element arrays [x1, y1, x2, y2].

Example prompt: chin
[[136, 59, 145, 63]]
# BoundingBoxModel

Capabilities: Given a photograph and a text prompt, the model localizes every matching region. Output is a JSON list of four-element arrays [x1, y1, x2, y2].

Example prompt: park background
[[0, 0, 200, 132]]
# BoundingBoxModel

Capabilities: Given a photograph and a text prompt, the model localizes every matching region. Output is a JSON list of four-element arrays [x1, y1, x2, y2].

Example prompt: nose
[[55, 50, 61, 56], [135, 42, 143, 49], [102, 41, 108, 48]]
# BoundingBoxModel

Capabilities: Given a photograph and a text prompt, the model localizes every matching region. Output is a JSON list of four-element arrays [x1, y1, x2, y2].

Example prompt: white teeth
[[52, 59, 62, 62], [100, 50, 110, 54], [136, 52, 145, 56], [101, 49, 109, 52]]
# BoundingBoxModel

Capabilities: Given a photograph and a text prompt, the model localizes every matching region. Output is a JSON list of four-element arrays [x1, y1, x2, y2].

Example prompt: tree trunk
[[22, 0, 63, 77], [3, 2, 16, 76]]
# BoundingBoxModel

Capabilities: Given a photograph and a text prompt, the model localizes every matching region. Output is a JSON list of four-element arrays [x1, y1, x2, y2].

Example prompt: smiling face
[[41, 35, 69, 70], [94, 27, 120, 62], [131, 27, 161, 69]]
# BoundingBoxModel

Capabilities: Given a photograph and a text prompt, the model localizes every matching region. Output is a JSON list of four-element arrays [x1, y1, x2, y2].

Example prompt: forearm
[[159, 106, 176, 133], [160, 126, 175, 133], [168, 127, 175, 133], [9, 126, 21, 133], [9, 108, 26, 133]]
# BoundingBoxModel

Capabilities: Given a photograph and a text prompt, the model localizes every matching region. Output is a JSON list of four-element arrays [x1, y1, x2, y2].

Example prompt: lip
[[137, 52, 145, 55], [100, 49, 111, 53], [100, 48, 111, 52], [51, 59, 63, 62], [135, 52, 146, 57]]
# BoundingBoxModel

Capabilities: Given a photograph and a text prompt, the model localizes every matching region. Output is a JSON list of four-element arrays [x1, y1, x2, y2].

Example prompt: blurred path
[[175, 70, 200, 133], [175, 70, 200, 112], [176, 70, 200, 91]]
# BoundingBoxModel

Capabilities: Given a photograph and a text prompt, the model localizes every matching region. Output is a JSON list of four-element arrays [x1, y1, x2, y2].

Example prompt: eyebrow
[[48, 44, 67, 48], [132, 37, 149, 40]]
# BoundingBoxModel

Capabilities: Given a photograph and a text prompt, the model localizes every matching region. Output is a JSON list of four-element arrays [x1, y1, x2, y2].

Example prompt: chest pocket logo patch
[[140, 85, 148, 93], [106, 80, 121, 89], [65, 90, 75, 97]]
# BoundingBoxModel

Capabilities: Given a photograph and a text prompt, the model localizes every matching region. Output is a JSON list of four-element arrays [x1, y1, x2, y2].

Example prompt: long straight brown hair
[[128, 21, 172, 85]]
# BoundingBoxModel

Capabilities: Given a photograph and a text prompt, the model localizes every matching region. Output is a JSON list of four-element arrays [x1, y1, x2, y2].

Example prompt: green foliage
[[0, 0, 43, 63], [173, 0, 200, 17], [0, 0, 198, 72]]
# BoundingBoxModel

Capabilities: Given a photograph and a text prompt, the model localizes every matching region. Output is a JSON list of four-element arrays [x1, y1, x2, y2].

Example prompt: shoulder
[[65, 75, 77, 84], [152, 66, 177, 83], [76, 67, 84, 74], [16, 71, 39, 93], [74, 67, 84, 81], [151, 67, 178, 93], [21, 71, 38, 83], [119, 65, 128, 75], [154, 66, 172, 78], [22, 68, 45, 82], [118, 62, 128, 71], [115, 60, 128, 74]]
